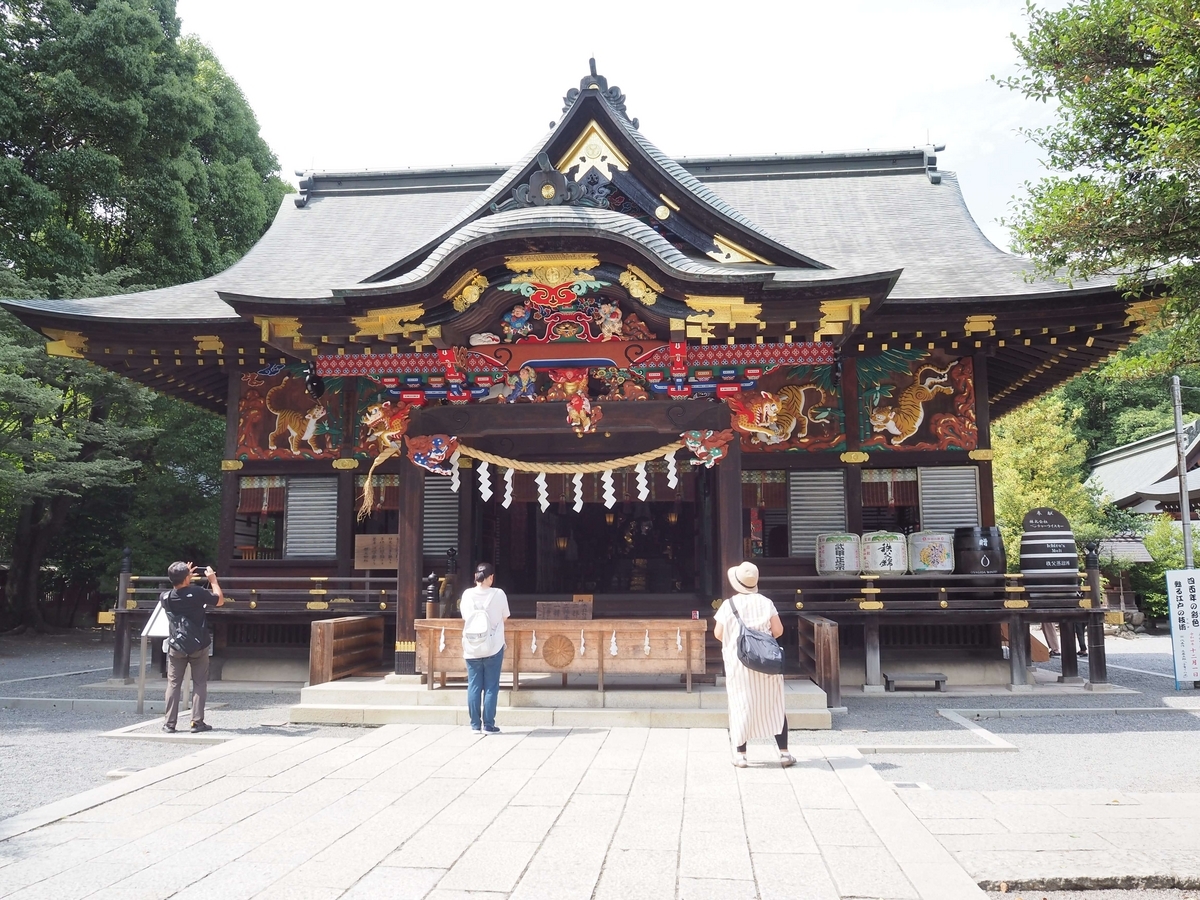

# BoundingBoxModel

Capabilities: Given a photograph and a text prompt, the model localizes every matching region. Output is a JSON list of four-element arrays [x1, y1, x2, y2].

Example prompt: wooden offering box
[[415, 618, 707, 692]]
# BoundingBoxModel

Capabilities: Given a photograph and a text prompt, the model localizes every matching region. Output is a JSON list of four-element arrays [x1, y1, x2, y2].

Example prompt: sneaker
[[162, 723, 176, 733], [1078, 650, 1088, 657], [483, 725, 501, 734], [732, 753, 748, 768], [190, 721, 213, 733], [1049, 650, 1060, 658]]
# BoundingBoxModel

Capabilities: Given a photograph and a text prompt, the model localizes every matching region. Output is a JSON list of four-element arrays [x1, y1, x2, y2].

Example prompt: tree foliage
[[1058, 332, 1200, 457], [1002, 0, 1200, 370], [993, 396, 1116, 561], [0, 0, 285, 628], [0, 0, 290, 293], [1130, 515, 1198, 615]]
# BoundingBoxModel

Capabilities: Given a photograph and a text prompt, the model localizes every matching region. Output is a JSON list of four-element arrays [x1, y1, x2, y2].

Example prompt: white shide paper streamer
[[572, 472, 584, 513], [502, 467, 514, 509], [635, 461, 649, 501], [478, 460, 492, 501], [535, 472, 549, 512], [449, 449, 461, 493], [601, 470, 616, 509], [665, 451, 679, 489]]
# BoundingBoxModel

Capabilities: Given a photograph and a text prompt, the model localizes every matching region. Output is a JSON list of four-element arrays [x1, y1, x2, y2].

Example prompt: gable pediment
[[364, 63, 827, 286]]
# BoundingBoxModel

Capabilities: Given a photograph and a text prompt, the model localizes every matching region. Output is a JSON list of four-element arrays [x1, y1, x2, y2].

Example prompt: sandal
[[779, 752, 796, 768], [732, 753, 748, 768]]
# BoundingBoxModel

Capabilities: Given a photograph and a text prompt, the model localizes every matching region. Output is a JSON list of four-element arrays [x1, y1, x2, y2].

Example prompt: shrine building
[[3, 63, 1145, 693]]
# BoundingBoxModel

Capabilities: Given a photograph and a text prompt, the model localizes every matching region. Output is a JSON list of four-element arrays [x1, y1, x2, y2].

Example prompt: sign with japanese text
[[354, 534, 399, 571], [1165, 568, 1200, 685]]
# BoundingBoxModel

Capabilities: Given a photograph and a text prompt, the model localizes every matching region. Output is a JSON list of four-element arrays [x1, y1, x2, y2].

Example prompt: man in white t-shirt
[[460, 562, 510, 734]]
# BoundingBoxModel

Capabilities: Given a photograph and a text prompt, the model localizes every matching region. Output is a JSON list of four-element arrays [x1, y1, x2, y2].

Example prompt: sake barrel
[[908, 531, 955, 573], [862, 531, 909, 574], [953, 527, 1006, 574], [1019, 507, 1079, 597], [815, 533, 861, 575]]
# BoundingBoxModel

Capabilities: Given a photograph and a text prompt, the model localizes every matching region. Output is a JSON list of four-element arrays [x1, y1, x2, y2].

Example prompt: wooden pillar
[[1008, 614, 1030, 689], [974, 352, 996, 527], [1086, 610, 1109, 686], [863, 619, 882, 692], [394, 455, 424, 674], [218, 371, 241, 571], [1058, 620, 1081, 682], [335, 470, 355, 578], [716, 438, 743, 595], [842, 356, 864, 533], [457, 460, 476, 571]]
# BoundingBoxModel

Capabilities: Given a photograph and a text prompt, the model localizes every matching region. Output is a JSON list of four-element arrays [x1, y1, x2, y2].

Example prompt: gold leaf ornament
[[451, 274, 490, 312]]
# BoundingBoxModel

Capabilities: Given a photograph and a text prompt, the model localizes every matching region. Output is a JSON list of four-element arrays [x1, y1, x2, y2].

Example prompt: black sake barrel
[[953, 527, 1006, 574], [1019, 507, 1079, 598]]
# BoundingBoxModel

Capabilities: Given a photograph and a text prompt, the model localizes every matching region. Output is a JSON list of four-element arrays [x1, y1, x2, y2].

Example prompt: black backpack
[[161, 589, 208, 654]]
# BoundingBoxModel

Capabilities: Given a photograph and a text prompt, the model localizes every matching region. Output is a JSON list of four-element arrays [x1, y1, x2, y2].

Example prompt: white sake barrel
[[908, 531, 955, 573], [862, 531, 909, 574], [815, 533, 861, 575]]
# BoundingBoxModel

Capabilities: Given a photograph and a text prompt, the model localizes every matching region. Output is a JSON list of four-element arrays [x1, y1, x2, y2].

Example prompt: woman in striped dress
[[713, 561, 794, 768]]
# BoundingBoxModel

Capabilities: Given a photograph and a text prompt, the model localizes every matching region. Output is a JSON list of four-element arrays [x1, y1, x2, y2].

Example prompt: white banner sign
[[1165, 568, 1200, 684]]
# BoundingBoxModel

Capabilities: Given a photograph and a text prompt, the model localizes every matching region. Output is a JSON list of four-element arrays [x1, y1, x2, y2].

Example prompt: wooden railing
[[309, 616, 385, 686], [760, 571, 1094, 613], [121, 575, 398, 612], [797, 615, 840, 708]]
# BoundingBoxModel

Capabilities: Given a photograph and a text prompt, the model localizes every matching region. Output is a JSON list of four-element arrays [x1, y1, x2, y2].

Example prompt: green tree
[[1002, 0, 1200, 370], [1058, 333, 1200, 457], [0, 0, 290, 293], [1130, 514, 1198, 616], [993, 396, 1110, 562], [0, 0, 288, 628]]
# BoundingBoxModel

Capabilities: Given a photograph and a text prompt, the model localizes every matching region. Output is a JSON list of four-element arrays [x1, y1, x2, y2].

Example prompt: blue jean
[[466, 646, 504, 729]]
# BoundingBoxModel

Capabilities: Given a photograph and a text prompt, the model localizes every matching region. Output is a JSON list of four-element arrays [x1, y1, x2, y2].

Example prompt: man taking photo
[[162, 561, 225, 733]]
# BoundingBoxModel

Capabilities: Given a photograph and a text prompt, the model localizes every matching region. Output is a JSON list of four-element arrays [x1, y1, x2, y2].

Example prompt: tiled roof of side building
[[1087, 422, 1200, 506]]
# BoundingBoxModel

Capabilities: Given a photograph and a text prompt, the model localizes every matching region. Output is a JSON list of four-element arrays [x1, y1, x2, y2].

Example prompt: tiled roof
[[1087, 422, 1200, 506]]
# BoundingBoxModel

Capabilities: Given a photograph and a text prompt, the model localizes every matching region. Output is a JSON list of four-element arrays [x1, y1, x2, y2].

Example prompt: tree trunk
[[5, 495, 74, 632]]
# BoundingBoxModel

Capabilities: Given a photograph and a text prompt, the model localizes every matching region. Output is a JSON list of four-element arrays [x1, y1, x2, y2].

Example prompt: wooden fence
[[309, 616, 385, 686], [797, 614, 840, 708]]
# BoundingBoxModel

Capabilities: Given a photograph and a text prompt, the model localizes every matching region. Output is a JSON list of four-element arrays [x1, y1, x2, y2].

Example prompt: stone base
[[1006, 684, 1033, 692], [382, 673, 423, 685], [842, 654, 1012, 690], [1084, 681, 1118, 692], [862, 684, 886, 694], [219, 658, 308, 683], [1057, 676, 1087, 686]]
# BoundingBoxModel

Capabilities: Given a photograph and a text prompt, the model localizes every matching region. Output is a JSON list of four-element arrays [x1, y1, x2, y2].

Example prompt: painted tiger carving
[[869, 364, 954, 445], [265, 375, 329, 454], [727, 385, 829, 446]]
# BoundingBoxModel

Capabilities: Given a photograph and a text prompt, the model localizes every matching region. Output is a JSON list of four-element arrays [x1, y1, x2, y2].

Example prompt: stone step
[[298, 679, 829, 711], [289, 703, 833, 730]]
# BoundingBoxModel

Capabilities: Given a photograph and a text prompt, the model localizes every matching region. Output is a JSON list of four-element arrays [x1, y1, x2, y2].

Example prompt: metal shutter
[[918, 467, 980, 531], [422, 474, 459, 557], [788, 470, 847, 559], [283, 478, 338, 558]]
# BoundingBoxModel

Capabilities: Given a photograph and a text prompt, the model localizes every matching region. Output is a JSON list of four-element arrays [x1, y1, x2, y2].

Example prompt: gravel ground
[[0, 631, 360, 821]]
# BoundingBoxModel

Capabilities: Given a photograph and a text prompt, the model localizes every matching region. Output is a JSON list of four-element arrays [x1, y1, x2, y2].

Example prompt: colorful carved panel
[[236, 364, 345, 460], [727, 363, 846, 453], [353, 376, 414, 459], [858, 351, 977, 451]]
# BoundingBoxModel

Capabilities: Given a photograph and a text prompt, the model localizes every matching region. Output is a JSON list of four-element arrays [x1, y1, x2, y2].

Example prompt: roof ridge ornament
[[563, 58, 638, 129], [490, 152, 608, 213]]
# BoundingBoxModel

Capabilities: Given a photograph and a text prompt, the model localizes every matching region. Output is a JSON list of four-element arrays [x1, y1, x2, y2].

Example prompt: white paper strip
[[644, 629, 651, 655], [665, 452, 678, 489], [580, 629, 586, 654], [535, 472, 549, 512], [601, 470, 616, 509], [439, 628, 446, 652], [635, 461, 649, 501], [502, 467, 514, 509], [478, 460, 492, 501], [449, 449, 461, 493], [677, 628, 683, 653], [610, 630, 618, 656], [531, 630, 537, 653], [572, 472, 584, 513]]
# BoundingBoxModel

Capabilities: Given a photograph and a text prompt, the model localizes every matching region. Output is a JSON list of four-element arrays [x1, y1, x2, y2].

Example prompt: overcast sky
[[175, 0, 1059, 252]]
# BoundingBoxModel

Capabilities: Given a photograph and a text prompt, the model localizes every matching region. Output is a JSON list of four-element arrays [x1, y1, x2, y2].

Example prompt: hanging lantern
[[605, 511, 615, 526], [556, 535, 569, 551]]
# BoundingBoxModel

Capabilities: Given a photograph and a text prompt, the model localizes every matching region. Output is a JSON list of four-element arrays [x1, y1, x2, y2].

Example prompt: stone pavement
[[0, 724, 985, 900]]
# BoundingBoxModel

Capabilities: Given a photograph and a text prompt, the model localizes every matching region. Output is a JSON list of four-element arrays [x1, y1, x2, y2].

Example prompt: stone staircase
[[289, 674, 831, 729]]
